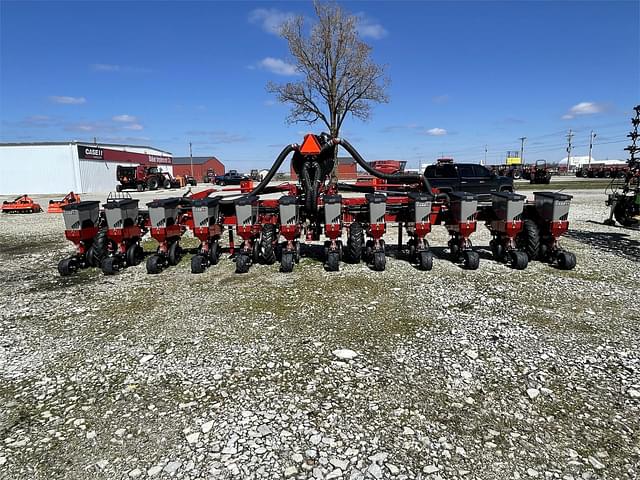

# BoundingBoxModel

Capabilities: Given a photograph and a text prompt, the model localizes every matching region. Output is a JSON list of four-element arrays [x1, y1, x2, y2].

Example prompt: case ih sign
[[77, 145, 172, 165]]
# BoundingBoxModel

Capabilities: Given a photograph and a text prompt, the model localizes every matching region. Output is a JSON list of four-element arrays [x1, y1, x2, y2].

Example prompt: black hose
[[337, 138, 432, 192], [219, 144, 297, 205]]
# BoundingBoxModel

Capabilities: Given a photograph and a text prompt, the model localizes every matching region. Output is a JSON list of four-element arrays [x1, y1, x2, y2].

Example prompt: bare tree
[[268, 1, 389, 141]]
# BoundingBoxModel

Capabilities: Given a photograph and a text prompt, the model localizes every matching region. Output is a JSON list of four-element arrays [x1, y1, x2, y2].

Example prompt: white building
[[0, 142, 173, 194], [559, 155, 626, 169]]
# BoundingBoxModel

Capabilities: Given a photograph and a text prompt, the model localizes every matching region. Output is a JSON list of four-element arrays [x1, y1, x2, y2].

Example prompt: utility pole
[[588, 130, 596, 166], [519, 137, 527, 165], [566, 129, 574, 173], [189, 141, 194, 177]]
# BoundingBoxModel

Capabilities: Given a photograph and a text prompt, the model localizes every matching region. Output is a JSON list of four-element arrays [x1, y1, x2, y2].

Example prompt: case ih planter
[[102, 198, 144, 275], [146, 198, 185, 274], [190, 196, 222, 273], [487, 192, 528, 269], [58, 201, 101, 276], [55, 133, 578, 276]]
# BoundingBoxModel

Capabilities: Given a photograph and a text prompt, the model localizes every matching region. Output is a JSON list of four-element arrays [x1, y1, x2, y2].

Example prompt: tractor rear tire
[[260, 225, 277, 264], [463, 250, 480, 270], [147, 178, 159, 191], [126, 244, 143, 266], [208, 240, 220, 265], [58, 257, 77, 276], [373, 251, 386, 271], [191, 254, 206, 274], [326, 251, 340, 272], [516, 219, 540, 260], [557, 251, 576, 270], [85, 245, 96, 267], [346, 222, 364, 263], [510, 250, 528, 270], [235, 253, 250, 274], [418, 250, 434, 271], [146, 254, 162, 274], [280, 252, 294, 273], [168, 242, 182, 266], [163, 179, 171, 189], [102, 257, 120, 275]]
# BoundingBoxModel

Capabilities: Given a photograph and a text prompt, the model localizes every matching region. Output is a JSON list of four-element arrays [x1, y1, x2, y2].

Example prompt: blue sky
[[1, 1, 638, 169]]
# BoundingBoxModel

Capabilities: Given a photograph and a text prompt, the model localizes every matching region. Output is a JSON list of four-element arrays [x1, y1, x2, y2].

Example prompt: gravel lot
[[0, 183, 638, 480]]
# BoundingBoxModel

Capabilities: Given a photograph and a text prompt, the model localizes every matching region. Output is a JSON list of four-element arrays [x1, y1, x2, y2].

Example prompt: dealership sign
[[78, 145, 171, 165]]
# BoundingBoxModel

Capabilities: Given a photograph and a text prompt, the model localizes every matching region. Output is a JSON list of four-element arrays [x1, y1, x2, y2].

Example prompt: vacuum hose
[[336, 138, 432, 193], [219, 143, 297, 204]]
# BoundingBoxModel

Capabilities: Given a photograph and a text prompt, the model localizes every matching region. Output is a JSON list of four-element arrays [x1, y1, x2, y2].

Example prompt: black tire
[[252, 240, 261, 264], [147, 177, 159, 190], [280, 252, 294, 273], [208, 240, 220, 265], [91, 227, 112, 267], [191, 254, 206, 274], [235, 253, 250, 274], [346, 222, 364, 263], [613, 197, 639, 227], [115, 185, 122, 192], [373, 251, 386, 271], [101, 256, 120, 275], [463, 250, 480, 270], [58, 257, 77, 276], [418, 250, 433, 271], [260, 224, 277, 264], [326, 251, 339, 272], [449, 239, 460, 260], [294, 241, 301, 263], [557, 251, 576, 270], [136, 184, 145, 192], [85, 245, 96, 267], [510, 250, 528, 270], [163, 179, 171, 189], [126, 244, 143, 266], [516, 219, 540, 260], [490, 238, 505, 261], [168, 242, 182, 266], [146, 254, 162, 274]]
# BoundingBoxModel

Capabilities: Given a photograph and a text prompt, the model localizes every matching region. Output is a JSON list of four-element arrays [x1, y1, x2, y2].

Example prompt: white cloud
[[432, 94, 450, 104], [356, 13, 388, 40], [257, 57, 299, 76], [49, 96, 86, 105], [426, 128, 447, 136], [249, 8, 295, 35], [112, 114, 137, 123], [562, 101, 605, 119], [91, 63, 121, 72], [124, 123, 144, 131]]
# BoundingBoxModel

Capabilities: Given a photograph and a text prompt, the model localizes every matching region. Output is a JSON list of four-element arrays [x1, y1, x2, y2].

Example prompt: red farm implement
[[2, 195, 42, 214]]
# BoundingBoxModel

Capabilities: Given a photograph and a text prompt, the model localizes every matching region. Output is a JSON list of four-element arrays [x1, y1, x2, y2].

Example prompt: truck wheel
[[515, 219, 540, 260]]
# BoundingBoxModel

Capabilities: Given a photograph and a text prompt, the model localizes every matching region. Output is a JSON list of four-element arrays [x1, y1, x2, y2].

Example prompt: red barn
[[290, 156, 357, 180], [173, 156, 225, 182]]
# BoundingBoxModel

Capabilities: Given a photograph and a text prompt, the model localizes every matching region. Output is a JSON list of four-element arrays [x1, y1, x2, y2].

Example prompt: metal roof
[[0, 141, 172, 156], [172, 156, 221, 165]]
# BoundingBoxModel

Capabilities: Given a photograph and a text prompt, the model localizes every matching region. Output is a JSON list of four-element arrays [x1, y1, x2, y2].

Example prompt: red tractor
[[116, 165, 180, 192]]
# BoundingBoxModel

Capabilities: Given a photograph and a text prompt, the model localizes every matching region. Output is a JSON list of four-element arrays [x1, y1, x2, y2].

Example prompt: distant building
[[290, 156, 357, 180], [0, 141, 172, 194], [172, 156, 225, 181], [559, 155, 626, 168]]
